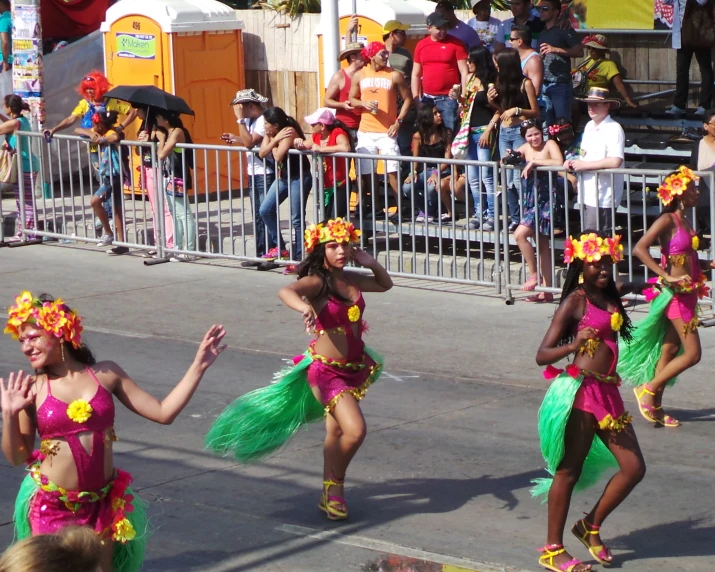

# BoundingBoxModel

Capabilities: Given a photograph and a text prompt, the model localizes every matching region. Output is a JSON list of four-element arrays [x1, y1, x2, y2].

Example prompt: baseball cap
[[304, 107, 336, 126], [383, 20, 410, 34], [426, 12, 449, 28]]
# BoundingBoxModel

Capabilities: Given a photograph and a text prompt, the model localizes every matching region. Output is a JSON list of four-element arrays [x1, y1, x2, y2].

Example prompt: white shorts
[[356, 131, 400, 174]]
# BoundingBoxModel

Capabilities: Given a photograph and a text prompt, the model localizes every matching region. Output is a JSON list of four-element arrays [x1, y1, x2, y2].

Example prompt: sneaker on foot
[[467, 218, 480, 230], [261, 247, 289, 261], [482, 219, 495, 231], [695, 106, 706, 116], [97, 234, 114, 246], [508, 221, 519, 233], [282, 264, 296, 275], [665, 105, 686, 115], [108, 246, 129, 255], [415, 211, 426, 222]]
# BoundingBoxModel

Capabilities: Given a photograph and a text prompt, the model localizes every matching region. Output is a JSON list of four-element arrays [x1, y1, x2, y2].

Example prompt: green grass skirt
[[617, 288, 680, 388], [13, 474, 149, 572], [205, 346, 383, 463], [531, 370, 618, 501]]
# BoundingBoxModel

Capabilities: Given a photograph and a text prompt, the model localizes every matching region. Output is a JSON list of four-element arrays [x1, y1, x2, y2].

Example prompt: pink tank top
[[36, 368, 115, 490], [576, 297, 619, 375]]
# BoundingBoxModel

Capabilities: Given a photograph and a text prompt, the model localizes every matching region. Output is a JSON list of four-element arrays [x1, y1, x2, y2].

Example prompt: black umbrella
[[103, 85, 194, 116]]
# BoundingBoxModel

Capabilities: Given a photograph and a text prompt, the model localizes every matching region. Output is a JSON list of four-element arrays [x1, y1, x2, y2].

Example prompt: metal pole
[[351, 0, 357, 43], [11, 0, 45, 129], [321, 0, 340, 88]]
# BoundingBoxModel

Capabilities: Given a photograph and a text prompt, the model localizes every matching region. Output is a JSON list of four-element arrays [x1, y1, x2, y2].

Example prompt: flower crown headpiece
[[564, 233, 624, 264], [657, 165, 699, 206], [4, 292, 83, 348], [304, 218, 361, 253]]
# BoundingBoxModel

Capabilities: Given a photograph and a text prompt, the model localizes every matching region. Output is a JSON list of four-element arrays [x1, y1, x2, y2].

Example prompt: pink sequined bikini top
[[661, 214, 698, 270], [576, 297, 619, 374], [314, 291, 365, 333], [37, 368, 115, 440], [36, 368, 115, 490]]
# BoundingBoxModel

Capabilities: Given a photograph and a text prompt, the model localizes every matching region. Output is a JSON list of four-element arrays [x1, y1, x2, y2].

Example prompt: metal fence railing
[[4, 131, 713, 308]]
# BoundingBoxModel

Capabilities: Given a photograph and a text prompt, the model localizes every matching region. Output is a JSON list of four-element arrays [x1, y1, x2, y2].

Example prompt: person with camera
[[509, 118, 565, 303]]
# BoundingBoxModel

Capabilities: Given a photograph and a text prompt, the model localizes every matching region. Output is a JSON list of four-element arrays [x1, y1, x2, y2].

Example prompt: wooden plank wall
[[238, 9, 706, 115]]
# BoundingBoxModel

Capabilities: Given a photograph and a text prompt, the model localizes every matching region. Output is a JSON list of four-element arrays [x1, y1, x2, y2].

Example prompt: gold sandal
[[633, 384, 658, 424], [318, 474, 348, 520], [571, 519, 612, 566], [538, 544, 591, 572]]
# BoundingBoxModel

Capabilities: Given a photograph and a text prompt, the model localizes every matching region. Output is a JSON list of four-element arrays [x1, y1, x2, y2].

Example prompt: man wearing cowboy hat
[[565, 87, 624, 233], [578, 34, 637, 108], [324, 41, 366, 142], [221, 89, 275, 263]]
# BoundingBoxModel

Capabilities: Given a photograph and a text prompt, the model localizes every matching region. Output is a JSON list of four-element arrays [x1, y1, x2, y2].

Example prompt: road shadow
[[608, 517, 715, 566], [664, 407, 715, 423]]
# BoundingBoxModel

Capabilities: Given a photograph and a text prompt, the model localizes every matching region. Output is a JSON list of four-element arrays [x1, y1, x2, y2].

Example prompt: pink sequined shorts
[[573, 371, 632, 432], [305, 348, 381, 412]]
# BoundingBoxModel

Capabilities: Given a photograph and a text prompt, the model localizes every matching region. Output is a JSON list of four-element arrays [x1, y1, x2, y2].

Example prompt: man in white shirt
[[467, 0, 505, 53], [221, 89, 274, 264], [564, 87, 624, 232]]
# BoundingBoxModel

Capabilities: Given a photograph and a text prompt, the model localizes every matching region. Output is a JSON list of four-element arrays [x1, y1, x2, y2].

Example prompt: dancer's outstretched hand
[[194, 326, 227, 370], [0, 371, 36, 416]]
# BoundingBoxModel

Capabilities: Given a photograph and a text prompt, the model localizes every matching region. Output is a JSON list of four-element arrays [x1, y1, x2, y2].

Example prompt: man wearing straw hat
[[221, 88, 274, 264], [324, 40, 366, 143], [564, 87, 624, 233]]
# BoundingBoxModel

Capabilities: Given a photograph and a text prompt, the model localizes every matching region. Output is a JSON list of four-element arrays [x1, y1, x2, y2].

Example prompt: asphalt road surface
[[1, 245, 714, 571]]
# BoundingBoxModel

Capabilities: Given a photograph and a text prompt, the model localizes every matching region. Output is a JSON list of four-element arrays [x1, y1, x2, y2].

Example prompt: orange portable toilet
[[101, 0, 245, 194]]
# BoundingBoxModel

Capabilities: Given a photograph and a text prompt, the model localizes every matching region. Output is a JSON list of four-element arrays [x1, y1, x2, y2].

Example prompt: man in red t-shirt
[[411, 12, 469, 132]]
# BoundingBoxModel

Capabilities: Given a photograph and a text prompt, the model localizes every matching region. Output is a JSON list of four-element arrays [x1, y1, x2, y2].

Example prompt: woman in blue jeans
[[461, 46, 498, 231], [258, 107, 313, 263], [489, 48, 539, 231]]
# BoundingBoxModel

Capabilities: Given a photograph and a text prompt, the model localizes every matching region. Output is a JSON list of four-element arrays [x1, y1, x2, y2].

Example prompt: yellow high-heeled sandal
[[633, 384, 658, 423], [538, 544, 591, 572], [318, 474, 348, 521], [571, 519, 612, 566], [654, 406, 680, 427]]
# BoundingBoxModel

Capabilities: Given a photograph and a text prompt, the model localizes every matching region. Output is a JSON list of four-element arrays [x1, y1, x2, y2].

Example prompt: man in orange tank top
[[349, 42, 413, 218]]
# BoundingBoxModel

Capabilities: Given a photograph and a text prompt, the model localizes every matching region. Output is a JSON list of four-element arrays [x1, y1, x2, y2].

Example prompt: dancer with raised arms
[[1, 293, 226, 572]]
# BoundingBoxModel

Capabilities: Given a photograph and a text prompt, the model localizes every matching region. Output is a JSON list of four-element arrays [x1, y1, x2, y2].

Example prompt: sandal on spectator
[[525, 292, 554, 303], [521, 275, 539, 291]]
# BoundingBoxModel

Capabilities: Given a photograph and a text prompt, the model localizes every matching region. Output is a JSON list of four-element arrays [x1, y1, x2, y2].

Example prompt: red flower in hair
[[91, 113, 102, 124]]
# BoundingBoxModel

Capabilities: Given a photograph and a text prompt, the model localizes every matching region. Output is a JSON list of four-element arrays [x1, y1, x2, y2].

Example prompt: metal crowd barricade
[[501, 163, 715, 310], [13, 132, 160, 256], [7, 132, 714, 309]]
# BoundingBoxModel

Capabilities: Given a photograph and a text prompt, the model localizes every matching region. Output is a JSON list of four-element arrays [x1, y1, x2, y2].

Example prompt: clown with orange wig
[[619, 166, 715, 428], [207, 217, 392, 521], [2, 292, 227, 572]]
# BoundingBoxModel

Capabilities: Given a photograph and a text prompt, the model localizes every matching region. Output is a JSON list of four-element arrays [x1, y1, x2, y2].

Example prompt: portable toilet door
[[101, 0, 245, 195]]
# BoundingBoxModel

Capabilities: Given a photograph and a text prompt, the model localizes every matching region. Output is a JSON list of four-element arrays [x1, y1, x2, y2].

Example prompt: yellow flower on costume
[[67, 399, 93, 423], [112, 518, 136, 543], [610, 311, 623, 332], [692, 235, 700, 251], [112, 497, 127, 511], [347, 305, 361, 323]]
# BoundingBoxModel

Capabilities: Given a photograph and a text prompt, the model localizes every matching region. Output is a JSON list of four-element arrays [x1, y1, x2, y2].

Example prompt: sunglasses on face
[[539, 5, 551, 11], [509, 37, 519, 41], [378, 50, 390, 58]]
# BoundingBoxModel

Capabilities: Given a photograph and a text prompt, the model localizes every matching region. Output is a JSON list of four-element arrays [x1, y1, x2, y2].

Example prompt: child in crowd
[[294, 107, 353, 218], [76, 111, 127, 255], [0, 526, 101, 572]]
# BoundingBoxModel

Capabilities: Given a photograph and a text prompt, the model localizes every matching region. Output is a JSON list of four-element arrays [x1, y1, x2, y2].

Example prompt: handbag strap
[[575, 57, 600, 76]]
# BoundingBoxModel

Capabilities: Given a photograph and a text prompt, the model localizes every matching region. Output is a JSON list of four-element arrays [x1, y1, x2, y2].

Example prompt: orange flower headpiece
[[657, 165, 699, 206], [4, 292, 83, 348], [563, 233, 624, 264], [304, 218, 361, 253]]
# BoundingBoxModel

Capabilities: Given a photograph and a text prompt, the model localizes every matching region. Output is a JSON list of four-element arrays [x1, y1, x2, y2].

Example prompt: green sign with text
[[116, 33, 156, 60]]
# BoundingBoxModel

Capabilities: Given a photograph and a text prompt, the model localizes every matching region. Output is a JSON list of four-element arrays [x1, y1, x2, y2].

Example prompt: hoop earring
[[61, 342, 65, 363], [578, 273, 584, 284]]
